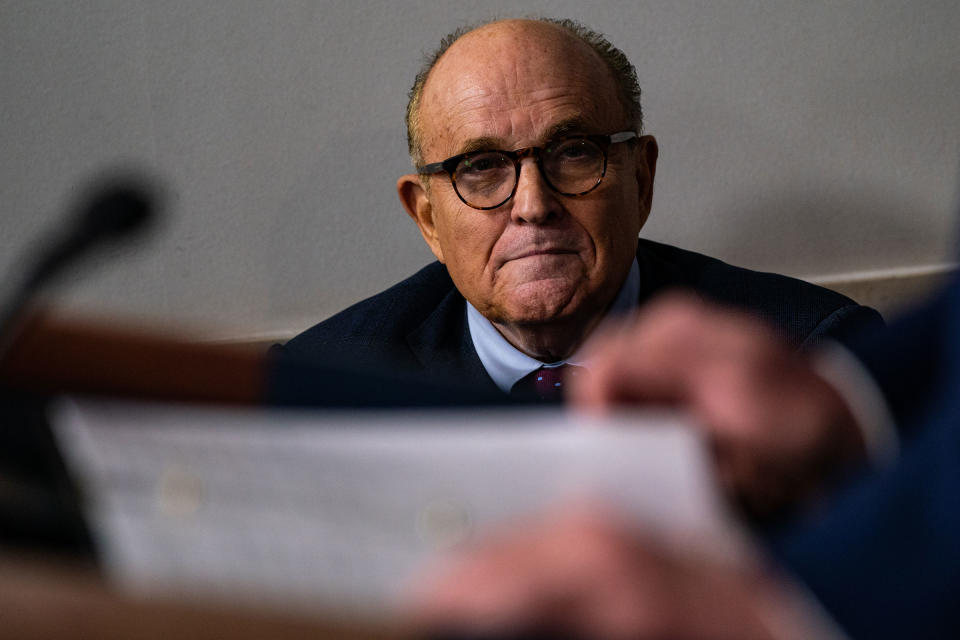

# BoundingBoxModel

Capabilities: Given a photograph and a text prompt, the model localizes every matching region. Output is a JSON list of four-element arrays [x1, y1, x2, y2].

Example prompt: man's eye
[[553, 140, 594, 161], [461, 154, 507, 173]]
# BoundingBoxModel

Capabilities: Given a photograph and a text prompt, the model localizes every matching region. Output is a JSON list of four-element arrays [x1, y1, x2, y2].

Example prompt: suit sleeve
[[767, 396, 960, 639], [799, 304, 885, 352], [767, 277, 960, 638], [842, 281, 954, 435]]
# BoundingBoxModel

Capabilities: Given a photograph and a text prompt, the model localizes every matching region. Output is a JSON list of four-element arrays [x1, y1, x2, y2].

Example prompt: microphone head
[[72, 171, 161, 244], [0, 169, 162, 349]]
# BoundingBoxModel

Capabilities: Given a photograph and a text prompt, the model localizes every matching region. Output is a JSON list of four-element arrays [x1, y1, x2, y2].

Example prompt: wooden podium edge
[[0, 553, 406, 640], [0, 313, 267, 405]]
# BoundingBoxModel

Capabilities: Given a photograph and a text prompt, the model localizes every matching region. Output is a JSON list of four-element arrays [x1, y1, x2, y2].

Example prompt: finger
[[571, 293, 710, 410], [404, 506, 630, 634]]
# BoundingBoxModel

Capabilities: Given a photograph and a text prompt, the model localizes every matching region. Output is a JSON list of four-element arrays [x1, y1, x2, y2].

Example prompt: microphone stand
[[0, 175, 157, 363], [0, 172, 158, 559]]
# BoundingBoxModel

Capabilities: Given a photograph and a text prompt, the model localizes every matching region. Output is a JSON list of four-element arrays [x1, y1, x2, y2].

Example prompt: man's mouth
[[508, 248, 576, 261]]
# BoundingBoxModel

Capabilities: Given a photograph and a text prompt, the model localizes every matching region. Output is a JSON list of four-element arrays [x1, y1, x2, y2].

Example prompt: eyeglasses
[[417, 131, 638, 210]]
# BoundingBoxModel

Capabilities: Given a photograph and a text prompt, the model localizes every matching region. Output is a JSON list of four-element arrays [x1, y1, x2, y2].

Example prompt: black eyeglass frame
[[417, 130, 639, 210]]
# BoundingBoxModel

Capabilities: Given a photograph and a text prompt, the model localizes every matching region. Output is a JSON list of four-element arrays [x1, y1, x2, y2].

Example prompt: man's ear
[[397, 174, 445, 263], [634, 135, 659, 229]]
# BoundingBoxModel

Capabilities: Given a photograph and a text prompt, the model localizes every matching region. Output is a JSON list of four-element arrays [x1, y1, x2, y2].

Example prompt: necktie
[[510, 364, 586, 402]]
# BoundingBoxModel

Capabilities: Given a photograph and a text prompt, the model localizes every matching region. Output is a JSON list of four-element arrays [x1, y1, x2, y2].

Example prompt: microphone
[[0, 172, 160, 360]]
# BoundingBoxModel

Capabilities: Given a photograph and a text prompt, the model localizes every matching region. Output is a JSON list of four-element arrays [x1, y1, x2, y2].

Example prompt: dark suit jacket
[[277, 239, 883, 395], [769, 274, 960, 639]]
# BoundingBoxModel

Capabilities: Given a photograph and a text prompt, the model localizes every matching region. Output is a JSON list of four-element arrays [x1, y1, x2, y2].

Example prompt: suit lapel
[[635, 240, 706, 307], [406, 290, 502, 394]]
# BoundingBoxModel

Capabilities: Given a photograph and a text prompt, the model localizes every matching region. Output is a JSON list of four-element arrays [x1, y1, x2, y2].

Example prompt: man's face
[[399, 21, 657, 351]]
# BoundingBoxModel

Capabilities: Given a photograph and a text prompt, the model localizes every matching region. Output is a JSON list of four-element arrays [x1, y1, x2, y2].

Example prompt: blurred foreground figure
[[408, 278, 960, 639]]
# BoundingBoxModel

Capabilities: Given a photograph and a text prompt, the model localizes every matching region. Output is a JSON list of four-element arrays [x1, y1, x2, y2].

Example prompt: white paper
[[51, 398, 752, 617]]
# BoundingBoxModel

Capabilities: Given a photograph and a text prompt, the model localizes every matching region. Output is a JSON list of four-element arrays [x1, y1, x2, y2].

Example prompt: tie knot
[[510, 364, 586, 403]]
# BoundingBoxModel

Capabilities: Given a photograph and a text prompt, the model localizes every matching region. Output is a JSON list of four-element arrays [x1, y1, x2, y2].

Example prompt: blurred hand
[[572, 294, 867, 522], [405, 506, 780, 640]]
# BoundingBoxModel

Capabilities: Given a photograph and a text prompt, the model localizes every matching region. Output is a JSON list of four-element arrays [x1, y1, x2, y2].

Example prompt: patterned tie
[[510, 364, 587, 402]]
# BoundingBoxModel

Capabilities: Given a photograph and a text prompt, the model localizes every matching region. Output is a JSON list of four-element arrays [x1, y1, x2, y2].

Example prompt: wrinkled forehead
[[419, 22, 625, 156]]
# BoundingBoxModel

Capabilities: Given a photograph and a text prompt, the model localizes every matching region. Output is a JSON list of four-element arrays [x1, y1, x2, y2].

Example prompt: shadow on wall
[[708, 182, 954, 278]]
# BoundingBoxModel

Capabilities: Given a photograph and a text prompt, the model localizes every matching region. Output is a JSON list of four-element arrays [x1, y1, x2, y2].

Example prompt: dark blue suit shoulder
[[635, 239, 884, 348], [281, 261, 454, 359]]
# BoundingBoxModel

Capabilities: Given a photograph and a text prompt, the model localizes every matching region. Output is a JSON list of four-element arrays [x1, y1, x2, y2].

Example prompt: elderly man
[[279, 18, 880, 399]]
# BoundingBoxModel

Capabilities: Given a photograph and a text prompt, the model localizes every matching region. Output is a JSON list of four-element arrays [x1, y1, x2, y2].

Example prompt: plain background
[[2, 1, 958, 340]]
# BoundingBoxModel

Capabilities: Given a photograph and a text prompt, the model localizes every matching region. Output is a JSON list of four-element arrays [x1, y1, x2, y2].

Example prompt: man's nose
[[509, 157, 562, 224]]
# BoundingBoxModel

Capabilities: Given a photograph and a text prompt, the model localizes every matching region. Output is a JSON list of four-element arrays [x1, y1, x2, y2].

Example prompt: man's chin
[[495, 283, 586, 327]]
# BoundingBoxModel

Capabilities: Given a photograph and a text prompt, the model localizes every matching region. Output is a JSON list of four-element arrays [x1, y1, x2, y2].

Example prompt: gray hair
[[405, 17, 644, 167]]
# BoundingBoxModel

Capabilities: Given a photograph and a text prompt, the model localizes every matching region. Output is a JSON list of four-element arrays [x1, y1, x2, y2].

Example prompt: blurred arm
[[571, 293, 869, 522]]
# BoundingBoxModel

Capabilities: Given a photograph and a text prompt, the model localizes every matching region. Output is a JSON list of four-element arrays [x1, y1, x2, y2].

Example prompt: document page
[[52, 398, 752, 617]]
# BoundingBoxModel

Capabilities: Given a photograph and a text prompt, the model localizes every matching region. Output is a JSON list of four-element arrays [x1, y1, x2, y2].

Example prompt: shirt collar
[[467, 259, 641, 392]]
